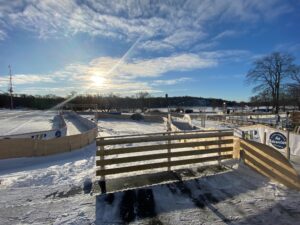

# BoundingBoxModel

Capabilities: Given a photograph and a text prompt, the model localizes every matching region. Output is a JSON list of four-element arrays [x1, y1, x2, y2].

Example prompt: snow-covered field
[[0, 118, 299, 224], [0, 109, 59, 136]]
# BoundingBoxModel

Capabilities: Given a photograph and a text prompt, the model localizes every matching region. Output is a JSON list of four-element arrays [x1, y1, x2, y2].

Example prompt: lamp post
[[223, 102, 226, 114]]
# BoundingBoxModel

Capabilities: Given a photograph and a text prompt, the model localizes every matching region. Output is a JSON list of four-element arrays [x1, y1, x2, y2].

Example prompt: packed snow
[[0, 118, 300, 224], [192, 119, 236, 130], [64, 112, 91, 135]]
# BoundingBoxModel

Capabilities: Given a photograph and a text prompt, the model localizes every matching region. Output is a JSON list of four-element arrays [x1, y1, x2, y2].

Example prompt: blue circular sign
[[55, 130, 62, 138], [270, 132, 286, 149]]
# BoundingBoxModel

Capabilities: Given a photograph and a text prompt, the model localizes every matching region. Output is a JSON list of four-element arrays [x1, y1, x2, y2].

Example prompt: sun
[[91, 75, 105, 86]]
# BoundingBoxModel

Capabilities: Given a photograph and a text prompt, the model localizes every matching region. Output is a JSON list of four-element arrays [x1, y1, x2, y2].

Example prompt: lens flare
[[91, 75, 105, 86]]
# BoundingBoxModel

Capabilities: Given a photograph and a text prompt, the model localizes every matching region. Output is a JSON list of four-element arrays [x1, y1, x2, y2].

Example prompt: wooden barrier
[[96, 130, 234, 192], [240, 140, 300, 190], [0, 127, 97, 159]]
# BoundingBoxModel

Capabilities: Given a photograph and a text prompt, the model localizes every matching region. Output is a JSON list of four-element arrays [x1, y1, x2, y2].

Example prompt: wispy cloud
[[152, 77, 192, 86], [275, 42, 300, 54], [0, 0, 293, 52], [213, 30, 239, 41], [0, 30, 6, 40]]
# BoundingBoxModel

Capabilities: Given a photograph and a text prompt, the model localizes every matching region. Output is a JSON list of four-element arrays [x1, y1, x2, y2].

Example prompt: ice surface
[[0, 109, 59, 136]]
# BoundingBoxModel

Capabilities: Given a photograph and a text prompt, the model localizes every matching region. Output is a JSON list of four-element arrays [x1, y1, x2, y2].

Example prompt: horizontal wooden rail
[[96, 130, 235, 193], [240, 140, 300, 190], [97, 131, 233, 145], [98, 129, 232, 139], [97, 139, 233, 156], [241, 142, 298, 177], [96, 154, 232, 176], [97, 147, 232, 166]]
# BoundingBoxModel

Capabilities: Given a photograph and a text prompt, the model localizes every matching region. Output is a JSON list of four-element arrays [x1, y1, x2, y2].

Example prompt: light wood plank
[[242, 144, 298, 178], [244, 154, 300, 190], [98, 129, 232, 139], [241, 140, 298, 177], [96, 147, 233, 166], [96, 154, 232, 176], [97, 131, 233, 146], [97, 139, 233, 156]]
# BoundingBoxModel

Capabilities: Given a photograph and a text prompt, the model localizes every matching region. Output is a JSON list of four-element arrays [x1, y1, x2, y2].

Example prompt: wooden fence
[[0, 128, 97, 159], [240, 139, 300, 190], [96, 130, 234, 193]]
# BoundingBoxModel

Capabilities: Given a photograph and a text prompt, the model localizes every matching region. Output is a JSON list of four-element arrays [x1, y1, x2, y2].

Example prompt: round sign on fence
[[269, 132, 286, 149], [55, 130, 62, 138]]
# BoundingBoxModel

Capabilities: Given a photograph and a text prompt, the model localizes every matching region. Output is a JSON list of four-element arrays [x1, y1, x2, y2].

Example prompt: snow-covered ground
[[192, 119, 237, 130], [64, 113, 91, 135], [0, 109, 59, 136], [98, 118, 167, 136], [0, 118, 300, 224]]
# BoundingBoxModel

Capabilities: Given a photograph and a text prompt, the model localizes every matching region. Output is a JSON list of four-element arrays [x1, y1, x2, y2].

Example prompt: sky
[[0, 0, 300, 101]]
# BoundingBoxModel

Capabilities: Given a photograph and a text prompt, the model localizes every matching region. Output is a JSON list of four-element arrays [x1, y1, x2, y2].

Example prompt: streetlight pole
[[8, 65, 13, 110]]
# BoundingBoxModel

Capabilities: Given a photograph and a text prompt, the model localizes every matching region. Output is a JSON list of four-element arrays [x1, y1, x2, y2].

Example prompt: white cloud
[[61, 53, 217, 80], [0, 30, 6, 40], [163, 30, 207, 47], [0, 74, 55, 85], [139, 40, 174, 52], [152, 77, 192, 86], [0, 0, 293, 51], [0, 52, 218, 95]]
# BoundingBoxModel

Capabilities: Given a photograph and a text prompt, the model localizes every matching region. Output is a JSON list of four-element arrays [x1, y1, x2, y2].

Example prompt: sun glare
[[91, 75, 105, 86]]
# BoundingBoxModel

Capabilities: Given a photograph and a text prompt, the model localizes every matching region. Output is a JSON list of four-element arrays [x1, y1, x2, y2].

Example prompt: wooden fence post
[[233, 138, 241, 159], [167, 132, 171, 171], [242, 131, 245, 139], [99, 137, 106, 194], [263, 132, 266, 145], [218, 130, 221, 166], [286, 130, 290, 161]]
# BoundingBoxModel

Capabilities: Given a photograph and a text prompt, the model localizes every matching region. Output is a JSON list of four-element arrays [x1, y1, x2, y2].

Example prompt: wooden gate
[[96, 130, 234, 193]]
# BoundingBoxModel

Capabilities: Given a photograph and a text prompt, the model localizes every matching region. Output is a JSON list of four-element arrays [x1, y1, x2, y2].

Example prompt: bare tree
[[135, 92, 151, 112], [288, 66, 300, 109], [291, 66, 300, 84], [246, 52, 296, 113]]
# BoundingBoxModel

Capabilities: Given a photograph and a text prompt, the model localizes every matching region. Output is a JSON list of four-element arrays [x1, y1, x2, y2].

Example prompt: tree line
[[0, 92, 245, 111]]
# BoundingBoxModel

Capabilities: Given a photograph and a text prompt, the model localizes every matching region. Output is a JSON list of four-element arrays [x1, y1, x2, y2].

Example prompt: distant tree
[[287, 66, 300, 109], [291, 66, 300, 85], [135, 92, 151, 112], [246, 52, 296, 113]]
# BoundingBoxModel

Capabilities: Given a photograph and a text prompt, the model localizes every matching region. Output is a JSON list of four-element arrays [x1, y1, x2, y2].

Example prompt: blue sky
[[0, 0, 300, 101]]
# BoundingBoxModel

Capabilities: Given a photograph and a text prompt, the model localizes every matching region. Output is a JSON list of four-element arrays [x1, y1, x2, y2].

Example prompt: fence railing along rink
[[96, 130, 235, 193]]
